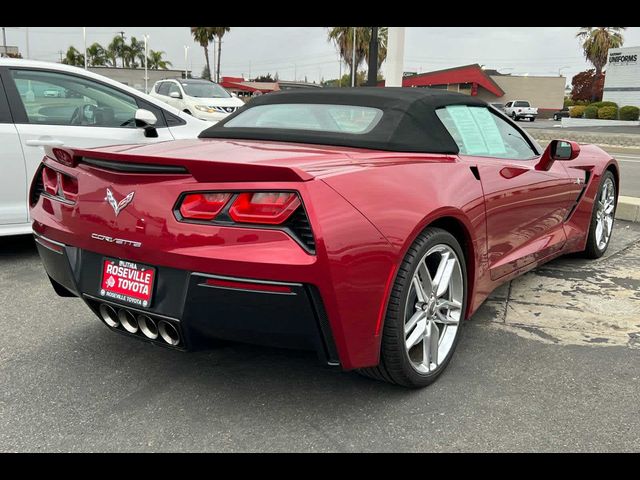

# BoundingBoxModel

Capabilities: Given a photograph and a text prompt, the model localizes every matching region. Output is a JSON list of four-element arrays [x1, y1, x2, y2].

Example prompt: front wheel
[[530, 117, 535, 122], [582, 171, 617, 258], [511, 112, 518, 121], [553, 114, 559, 121], [359, 228, 467, 388]]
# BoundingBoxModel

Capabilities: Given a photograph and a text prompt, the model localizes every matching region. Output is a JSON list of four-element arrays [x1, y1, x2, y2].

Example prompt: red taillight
[[42, 166, 59, 195], [179, 193, 232, 220], [60, 174, 78, 202], [229, 192, 300, 225]]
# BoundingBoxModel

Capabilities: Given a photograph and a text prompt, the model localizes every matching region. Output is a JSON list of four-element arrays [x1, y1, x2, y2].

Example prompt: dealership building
[[379, 64, 566, 117], [603, 46, 640, 107]]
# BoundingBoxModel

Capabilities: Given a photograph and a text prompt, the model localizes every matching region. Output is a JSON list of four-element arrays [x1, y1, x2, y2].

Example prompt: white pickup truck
[[503, 100, 538, 122]]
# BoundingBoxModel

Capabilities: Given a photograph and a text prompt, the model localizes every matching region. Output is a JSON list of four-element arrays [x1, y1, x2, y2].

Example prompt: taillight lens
[[42, 166, 59, 195], [229, 192, 301, 225], [179, 193, 232, 220], [60, 174, 78, 202]]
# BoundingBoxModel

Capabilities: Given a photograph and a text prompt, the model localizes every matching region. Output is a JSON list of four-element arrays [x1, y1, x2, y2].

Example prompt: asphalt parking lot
[[1, 223, 639, 452]]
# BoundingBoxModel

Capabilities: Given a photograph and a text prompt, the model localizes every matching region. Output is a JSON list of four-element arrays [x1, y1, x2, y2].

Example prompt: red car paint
[[30, 138, 618, 370]]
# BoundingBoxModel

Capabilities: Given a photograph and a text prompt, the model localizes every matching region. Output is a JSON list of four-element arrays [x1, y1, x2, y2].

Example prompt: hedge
[[584, 105, 598, 119], [570, 105, 586, 118], [589, 101, 618, 109], [619, 105, 640, 121], [597, 106, 618, 120]]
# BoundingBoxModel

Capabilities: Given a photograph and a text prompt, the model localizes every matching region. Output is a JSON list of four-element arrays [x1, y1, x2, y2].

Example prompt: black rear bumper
[[34, 233, 339, 365]]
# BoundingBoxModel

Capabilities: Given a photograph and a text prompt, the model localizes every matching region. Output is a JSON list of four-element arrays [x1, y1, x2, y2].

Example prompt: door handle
[[25, 139, 65, 147]]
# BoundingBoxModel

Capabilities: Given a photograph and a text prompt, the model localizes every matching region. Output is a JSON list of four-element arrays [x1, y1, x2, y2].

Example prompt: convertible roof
[[198, 87, 489, 154]]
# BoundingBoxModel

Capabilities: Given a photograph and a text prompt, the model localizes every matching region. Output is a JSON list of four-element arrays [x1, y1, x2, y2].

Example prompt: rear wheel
[[359, 228, 467, 388], [553, 114, 559, 121], [582, 171, 617, 258]]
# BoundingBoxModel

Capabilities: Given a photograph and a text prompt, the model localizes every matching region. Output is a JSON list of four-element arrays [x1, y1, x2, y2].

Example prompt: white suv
[[150, 78, 244, 122]]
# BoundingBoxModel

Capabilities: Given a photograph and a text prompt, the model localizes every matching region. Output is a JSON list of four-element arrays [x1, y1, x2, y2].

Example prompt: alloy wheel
[[403, 244, 464, 374], [595, 177, 615, 251]]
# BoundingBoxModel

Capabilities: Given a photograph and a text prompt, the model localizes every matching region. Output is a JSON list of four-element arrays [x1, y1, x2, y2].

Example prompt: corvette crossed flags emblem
[[105, 188, 135, 216]]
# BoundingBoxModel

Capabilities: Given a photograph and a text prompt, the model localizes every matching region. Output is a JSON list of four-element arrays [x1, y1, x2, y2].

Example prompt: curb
[[616, 196, 640, 223]]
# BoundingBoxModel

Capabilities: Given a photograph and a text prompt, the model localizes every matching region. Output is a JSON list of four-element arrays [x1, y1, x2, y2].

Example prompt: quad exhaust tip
[[99, 304, 119, 328], [118, 309, 139, 334], [97, 303, 181, 347], [138, 314, 159, 340], [158, 320, 180, 346]]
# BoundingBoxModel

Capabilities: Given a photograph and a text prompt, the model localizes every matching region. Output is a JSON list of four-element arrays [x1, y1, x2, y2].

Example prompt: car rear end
[[29, 140, 397, 370]]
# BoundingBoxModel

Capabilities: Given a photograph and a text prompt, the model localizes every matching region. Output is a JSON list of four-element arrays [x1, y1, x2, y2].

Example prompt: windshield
[[181, 82, 231, 98], [223, 103, 383, 134]]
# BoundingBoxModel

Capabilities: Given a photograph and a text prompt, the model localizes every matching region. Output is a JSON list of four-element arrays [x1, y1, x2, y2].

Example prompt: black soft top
[[198, 87, 489, 154]]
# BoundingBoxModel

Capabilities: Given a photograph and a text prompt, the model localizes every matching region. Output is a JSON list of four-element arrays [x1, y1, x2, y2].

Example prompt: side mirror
[[134, 109, 158, 138], [169, 91, 182, 99], [536, 139, 580, 171]]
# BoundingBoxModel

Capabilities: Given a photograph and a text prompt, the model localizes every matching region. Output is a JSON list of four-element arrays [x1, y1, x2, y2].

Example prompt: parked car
[[0, 58, 211, 237], [504, 100, 538, 121], [552, 106, 571, 121], [30, 88, 618, 388], [149, 78, 245, 122]]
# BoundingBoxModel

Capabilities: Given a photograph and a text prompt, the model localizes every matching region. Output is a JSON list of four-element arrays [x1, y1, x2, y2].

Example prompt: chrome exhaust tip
[[118, 309, 139, 334], [99, 304, 119, 328], [158, 320, 180, 346], [138, 314, 158, 340]]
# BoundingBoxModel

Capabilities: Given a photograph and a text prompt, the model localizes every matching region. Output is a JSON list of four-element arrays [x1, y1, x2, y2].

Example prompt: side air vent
[[286, 207, 316, 254], [82, 157, 189, 174], [30, 164, 45, 206]]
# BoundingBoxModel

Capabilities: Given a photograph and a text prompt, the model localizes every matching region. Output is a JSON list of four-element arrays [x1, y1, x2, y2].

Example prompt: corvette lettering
[[91, 233, 142, 248]]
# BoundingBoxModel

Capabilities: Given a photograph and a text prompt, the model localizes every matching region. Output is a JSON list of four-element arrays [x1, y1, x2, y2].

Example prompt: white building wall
[[602, 46, 640, 107]]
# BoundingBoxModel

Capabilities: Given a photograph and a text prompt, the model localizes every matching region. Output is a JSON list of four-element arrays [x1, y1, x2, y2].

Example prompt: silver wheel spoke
[[417, 262, 433, 299], [405, 318, 426, 350], [433, 254, 455, 298], [423, 320, 439, 369], [405, 310, 426, 336]]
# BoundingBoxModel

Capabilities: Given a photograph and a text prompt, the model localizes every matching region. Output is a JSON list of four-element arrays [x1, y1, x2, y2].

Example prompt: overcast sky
[[4, 27, 640, 84]]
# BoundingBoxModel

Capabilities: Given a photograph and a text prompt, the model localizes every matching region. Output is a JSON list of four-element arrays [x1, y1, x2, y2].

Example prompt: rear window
[[223, 103, 383, 134], [513, 101, 530, 107]]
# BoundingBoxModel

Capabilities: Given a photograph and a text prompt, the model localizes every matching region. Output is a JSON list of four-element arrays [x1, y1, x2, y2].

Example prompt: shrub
[[619, 105, 640, 121], [597, 106, 618, 120], [570, 105, 586, 118], [590, 101, 618, 109], [584, 105, 598, 119], [564, 98, 574, 107]]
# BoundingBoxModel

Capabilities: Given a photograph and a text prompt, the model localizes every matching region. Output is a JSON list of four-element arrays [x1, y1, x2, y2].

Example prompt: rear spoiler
[[44, 146, 314, 183]]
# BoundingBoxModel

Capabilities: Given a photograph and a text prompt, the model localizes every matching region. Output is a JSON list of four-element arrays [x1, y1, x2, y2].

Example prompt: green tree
[[327, 27, 370, 86], [576, 27, 626, 77], [126, 37, 146, 68], [86, 42, 107, 66], [148, 50, 172, 70], [211, 27, 231, 82], [191, 27, 215, 80], [62, 46, 84, 67], [107, 35, 125, 67]]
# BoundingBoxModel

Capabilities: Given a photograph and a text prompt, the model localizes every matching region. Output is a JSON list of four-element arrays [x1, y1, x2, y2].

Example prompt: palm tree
[[191, 27, 215, 80], [147, 50, 172, 70], [86, 42, 107, 66], [107, 35, 125, 67], [362, 27, 388, 70], [211, 27, 230, 82], [126, 37, 145, 68], [576, 27, 626, 76], [327, 27, 370, 86], [62, 46, 84, 67]]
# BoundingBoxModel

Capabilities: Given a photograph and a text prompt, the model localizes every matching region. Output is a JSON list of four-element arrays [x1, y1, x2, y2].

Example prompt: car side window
[[167, 82, 181, 97], [436, 105, 537, 161], [10, 69, 138, 128], [157, 82, 170, 96], [504, 102, 512, 108]]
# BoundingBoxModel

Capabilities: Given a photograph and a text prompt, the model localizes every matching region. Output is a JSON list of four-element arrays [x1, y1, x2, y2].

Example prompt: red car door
[[435, 105, 582, 280]]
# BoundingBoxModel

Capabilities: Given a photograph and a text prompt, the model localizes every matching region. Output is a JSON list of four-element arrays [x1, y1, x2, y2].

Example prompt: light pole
[[367, 26, 379, 87], [25, 27, 29, 59], [558, 66, 570, 77], [184, 45, 189, 79], [83, 27, 87, 69], [351, 27, 356, 87], [2, 27, 6, 57], [144, 34, 149, 93]]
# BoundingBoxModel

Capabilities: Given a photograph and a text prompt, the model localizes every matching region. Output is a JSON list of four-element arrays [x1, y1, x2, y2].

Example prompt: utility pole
[[184, 45, 189, 79], [338, 54, 342, 87], [294, 64, 297, 82], [211, 37, 216, 81], [367, 27, 379, 86], [58, 50, 64, 63], [118, 31, 126, 40], [83, 27, 87, 69], [351, 28, 356, 87], [25, 27, 30, 59], [1, 27, 6, 57], [144, 34, 149, 93]]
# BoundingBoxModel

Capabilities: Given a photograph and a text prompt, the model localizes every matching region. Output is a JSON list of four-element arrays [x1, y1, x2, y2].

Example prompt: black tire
[[530, 117, 535, 122], [511, 112, 518, 121], [582, 170, 617, 259], [358, 227, 468, 388], [553, 114, 559, 121]]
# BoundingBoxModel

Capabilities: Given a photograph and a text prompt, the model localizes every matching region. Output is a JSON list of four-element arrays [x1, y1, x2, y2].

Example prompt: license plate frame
[[99, 257, 156, 308]]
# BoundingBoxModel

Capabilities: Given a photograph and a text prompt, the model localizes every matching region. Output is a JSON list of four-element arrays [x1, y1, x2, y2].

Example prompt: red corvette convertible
[[30, 88, 618, 387]]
